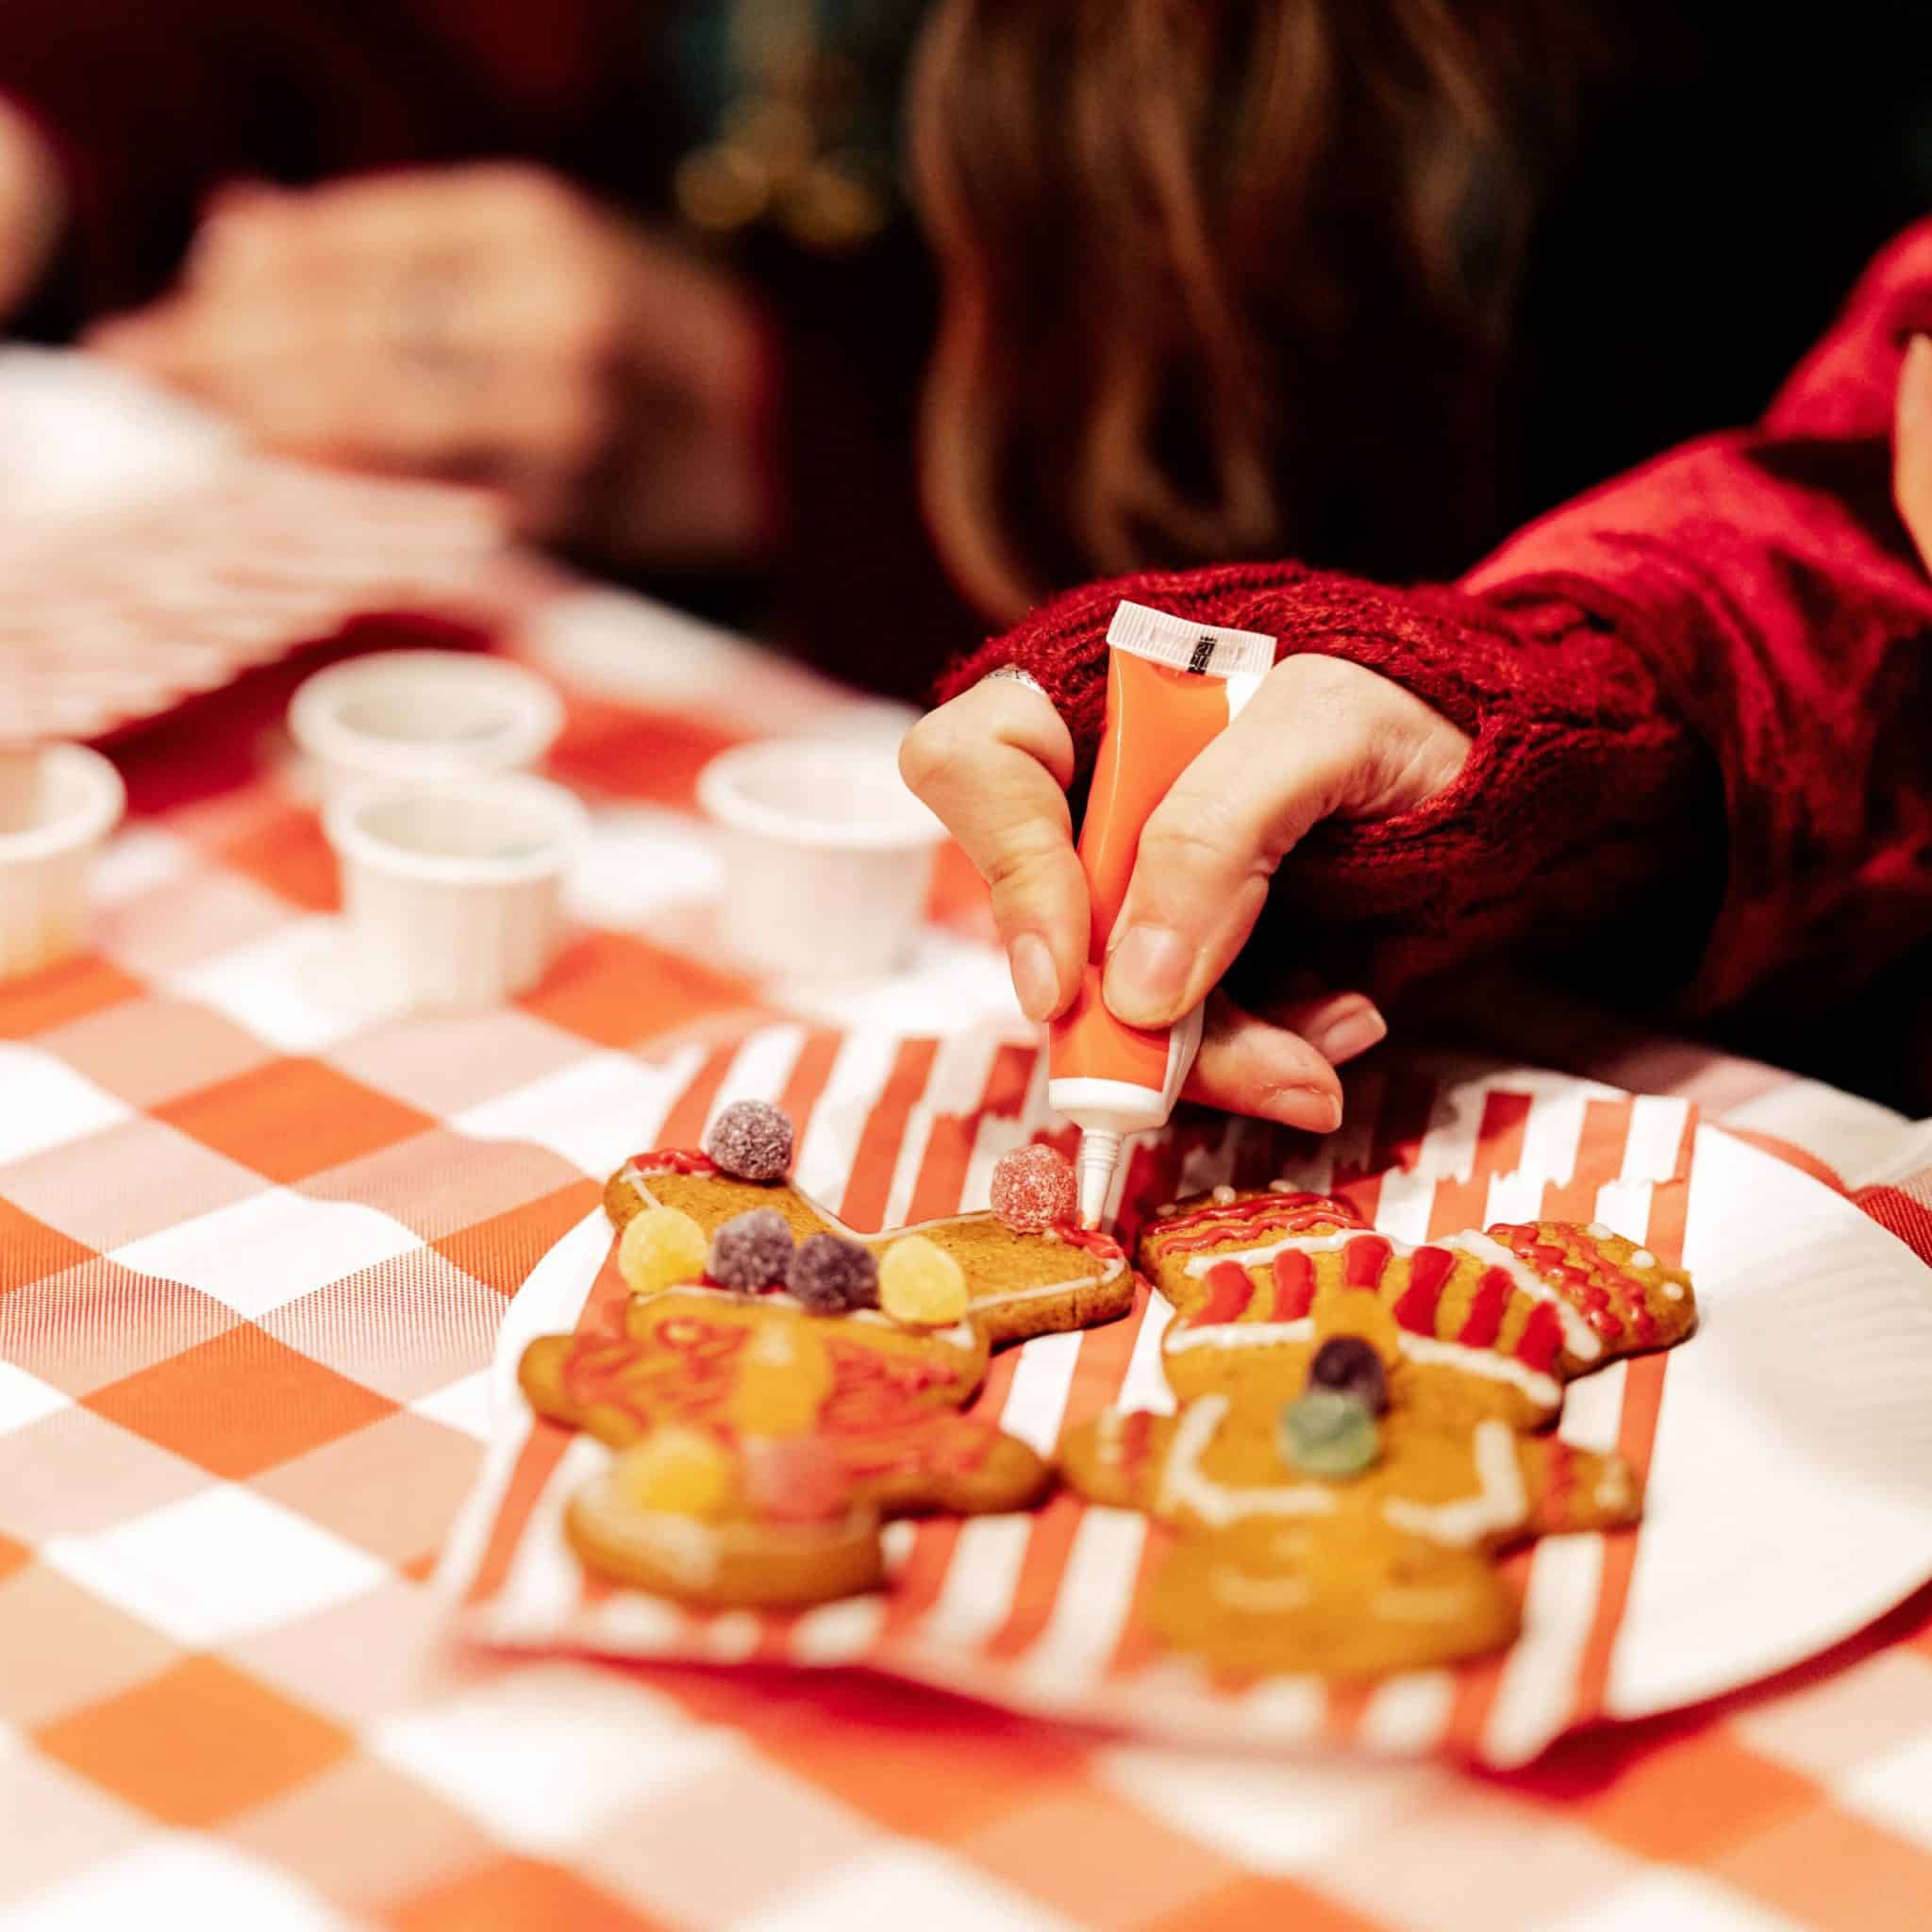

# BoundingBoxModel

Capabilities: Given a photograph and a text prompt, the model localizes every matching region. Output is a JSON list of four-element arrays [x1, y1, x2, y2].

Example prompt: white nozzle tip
[[1074, 1129, 1122, 1228]]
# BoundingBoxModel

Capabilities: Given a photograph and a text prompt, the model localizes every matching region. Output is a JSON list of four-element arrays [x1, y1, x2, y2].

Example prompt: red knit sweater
[[940, 222, 1932, 1054]]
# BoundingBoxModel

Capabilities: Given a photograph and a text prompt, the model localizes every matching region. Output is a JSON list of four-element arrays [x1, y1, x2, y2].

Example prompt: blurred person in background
[[0, 0, 958, 692], [1, 2, 1926, 695], [3, 1, 1928, 1108]]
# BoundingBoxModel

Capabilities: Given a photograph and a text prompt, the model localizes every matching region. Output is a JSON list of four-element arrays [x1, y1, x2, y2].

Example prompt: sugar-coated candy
[[704, 1099, 795, 1182], [786, 1234, 879, 1313], [1307, 1334, 1390, 1415], [741, 1434, 852, 1523], [1313, 1288, 1402, 1366], [989, 1142, 1077, 1233], [708, 1208, 795, 1292], [1278, 1390, 1380, 1477], [618, 1205, 710, 1297], [613, 1424, 736, 1518], [878, 1234, 969, 1328]]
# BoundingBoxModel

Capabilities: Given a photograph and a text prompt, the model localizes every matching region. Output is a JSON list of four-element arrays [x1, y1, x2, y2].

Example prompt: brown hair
[[910, 0, 1591, 619]]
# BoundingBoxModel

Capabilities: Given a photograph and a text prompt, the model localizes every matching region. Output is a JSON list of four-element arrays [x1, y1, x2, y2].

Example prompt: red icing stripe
[[1457, 1266, 1512, 1347], [1271, 1249, 1316, 1321], [1344, 1236, 1392, 1292], [628, 1148, 720, 1176], [1119, 1410, 1156, 1479], [1195, 1261, 1257, 1326], [1516, 1300, 1563, 1373], [1156, 1198, 1364, 1255], [1393, 1244, 1454, 1335]]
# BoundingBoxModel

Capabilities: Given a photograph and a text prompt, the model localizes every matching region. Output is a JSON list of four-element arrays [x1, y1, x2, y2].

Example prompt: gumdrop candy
[[618, 1204, 710, 1297]]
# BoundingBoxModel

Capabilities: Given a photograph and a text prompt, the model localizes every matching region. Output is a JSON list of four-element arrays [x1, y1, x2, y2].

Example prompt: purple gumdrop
[[786, 1234, 879, 1313], [708, 1208, 795, 1292], [704, 1099, 795, 1182]]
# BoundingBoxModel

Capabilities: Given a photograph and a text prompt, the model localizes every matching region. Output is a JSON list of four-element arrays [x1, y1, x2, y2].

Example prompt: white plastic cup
[[0, 742, 125, 979], [323, 773, 587, 1009], [696, 738, 946, 980], [289, 649, 564, 801]]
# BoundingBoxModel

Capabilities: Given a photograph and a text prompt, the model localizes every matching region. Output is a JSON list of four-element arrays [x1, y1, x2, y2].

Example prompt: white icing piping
[[1163, 1318, 1316, 1354], [1180, 1226, 1602, 1362], [1155, 1394, 1337, 1529], [1382, 1420, 1526, 1547], [1374, 1583, 1485, 1622], [968, 1276, 1106, 1311], [1160, 1318, 1561, 1407], [1209, 1569, 1311, 1613], [1394, 1333, 1561, 1407], [1179, 1227, 1372, 1273]]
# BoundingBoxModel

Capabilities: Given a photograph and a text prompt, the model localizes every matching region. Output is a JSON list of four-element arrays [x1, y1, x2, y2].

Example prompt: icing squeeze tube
[[1047, 601, 1275, 1224]]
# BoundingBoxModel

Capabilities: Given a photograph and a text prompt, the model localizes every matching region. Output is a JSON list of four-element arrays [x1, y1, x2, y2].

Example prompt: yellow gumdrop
[[878, 1234, 969, 1327], [725, 1320, 832, 1436], [613, 1424, 736, 1519], [1314, 1288, 1403, 1364], [618, 1205, 709, 1296]]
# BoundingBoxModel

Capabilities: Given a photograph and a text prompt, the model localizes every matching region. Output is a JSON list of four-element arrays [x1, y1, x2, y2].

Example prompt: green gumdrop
[[1279, 1390, 1380, 1476]]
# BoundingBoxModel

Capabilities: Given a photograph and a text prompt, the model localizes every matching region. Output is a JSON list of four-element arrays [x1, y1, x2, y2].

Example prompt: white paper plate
[[458, 1111, 1932, 1761]]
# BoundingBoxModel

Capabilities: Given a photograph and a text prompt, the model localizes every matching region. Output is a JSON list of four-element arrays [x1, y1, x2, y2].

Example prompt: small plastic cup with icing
[[696, 737, 946, 981], [1045, 602, 1275, 1224], [323, 771, 587, 1009], [289, 648, 564, 802], [0, 742, 126, 980]]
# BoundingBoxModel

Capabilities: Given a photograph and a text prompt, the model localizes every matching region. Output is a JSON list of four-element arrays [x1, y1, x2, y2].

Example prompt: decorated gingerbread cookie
[[524, 1107, 1130, 1607], [1140, 1184, 1696, 1429], [523, 1286, 1053, 1606], [604, 1140, 1132, 1349], [1060, 1182, 1696, 1679], [1061, 1390, 1641, 1549]]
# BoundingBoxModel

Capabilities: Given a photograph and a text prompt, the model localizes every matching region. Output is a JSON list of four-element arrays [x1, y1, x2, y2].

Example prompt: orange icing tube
[[1047, 601, 1274, 1224]]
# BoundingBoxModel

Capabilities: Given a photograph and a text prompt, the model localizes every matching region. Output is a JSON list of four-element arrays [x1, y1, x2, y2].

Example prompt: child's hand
[[900, 653, 1471, 1128]]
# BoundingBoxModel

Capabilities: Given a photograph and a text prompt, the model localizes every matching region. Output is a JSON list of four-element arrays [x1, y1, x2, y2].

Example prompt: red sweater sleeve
[[937, 220, 1932, 1021]]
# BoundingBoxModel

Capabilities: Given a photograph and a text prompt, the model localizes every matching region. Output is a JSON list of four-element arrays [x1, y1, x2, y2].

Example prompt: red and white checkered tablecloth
[[4, 591, 1932, 1932]]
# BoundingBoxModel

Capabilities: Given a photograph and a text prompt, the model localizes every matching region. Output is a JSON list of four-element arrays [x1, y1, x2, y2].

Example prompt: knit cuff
[[936, 559, 1715, 1005]]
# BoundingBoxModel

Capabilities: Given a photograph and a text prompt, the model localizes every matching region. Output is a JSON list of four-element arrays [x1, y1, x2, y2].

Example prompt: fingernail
[[1105, 924, 1191, 1024], [1307, 1002, 1387, 1066], [1008, 932, 1058, 1023], [1268, 1086, 1343, 1133]]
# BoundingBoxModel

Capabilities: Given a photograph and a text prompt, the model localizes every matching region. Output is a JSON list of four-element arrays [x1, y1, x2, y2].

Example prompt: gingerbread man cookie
[[604, 1138, 1132, 1348], [525, 1106, 1130, 1607], [523, 1284, 1050, 1606], [1058, 1181, 1696, 1679], [1140, 1184, 1696, 1429]]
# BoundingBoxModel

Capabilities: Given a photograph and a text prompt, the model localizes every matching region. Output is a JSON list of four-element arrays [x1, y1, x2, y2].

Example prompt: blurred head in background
[[1, 1, 1923, 687], [910, 0, 1591, 619]]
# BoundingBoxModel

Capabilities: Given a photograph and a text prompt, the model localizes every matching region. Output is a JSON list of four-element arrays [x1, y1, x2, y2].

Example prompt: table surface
[[5, 587, 1932, 1932]]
